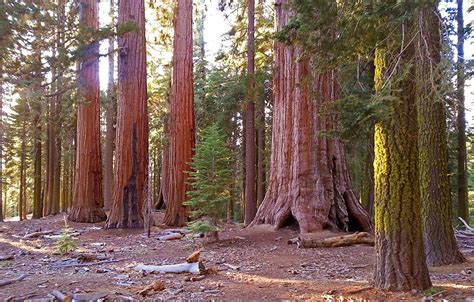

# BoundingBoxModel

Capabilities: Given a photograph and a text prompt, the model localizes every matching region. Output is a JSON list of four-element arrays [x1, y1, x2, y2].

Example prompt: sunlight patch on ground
[[433, 282, 474, 290]]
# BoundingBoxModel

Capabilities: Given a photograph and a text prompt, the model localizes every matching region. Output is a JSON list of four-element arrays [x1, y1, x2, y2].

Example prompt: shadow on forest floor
[[0, 214, 472, 301]]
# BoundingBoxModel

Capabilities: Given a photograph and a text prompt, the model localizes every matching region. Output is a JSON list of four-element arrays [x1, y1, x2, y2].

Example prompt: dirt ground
[[0, 213, 473, 301]]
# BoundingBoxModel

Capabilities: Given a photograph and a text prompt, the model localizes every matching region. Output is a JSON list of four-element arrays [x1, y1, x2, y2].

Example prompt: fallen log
[[298, 232, 374, 248], [23, 230, 54, 239], [135, 261, 203, 274], [0, 274, 27, 287], [157, 233, 183, 241]]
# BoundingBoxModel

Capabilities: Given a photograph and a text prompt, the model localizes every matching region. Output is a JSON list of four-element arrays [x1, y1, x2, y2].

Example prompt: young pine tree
[[185, 124, 233, 240]]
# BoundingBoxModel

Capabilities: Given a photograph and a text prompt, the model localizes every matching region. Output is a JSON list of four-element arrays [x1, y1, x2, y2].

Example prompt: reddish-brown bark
[[251, 0, 371, 233], [162, 0, 195, 227], [69, 0, 106, 223], [105, 0, 148, 229]]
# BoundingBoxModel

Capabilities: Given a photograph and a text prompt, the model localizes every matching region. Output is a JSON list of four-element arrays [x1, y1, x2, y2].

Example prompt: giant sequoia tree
[[106, 0, 148, 229], [162, 0, 195, 227], [69, 0, 106, 223], [251, 0, 371, 233]]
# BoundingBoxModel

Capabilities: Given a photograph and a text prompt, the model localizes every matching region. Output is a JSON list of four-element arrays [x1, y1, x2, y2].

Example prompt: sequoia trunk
[[162, 0, 195, 227], [251, 0, 371, 233], [105, 0, 148, 229], [69, 0, 106, 223]]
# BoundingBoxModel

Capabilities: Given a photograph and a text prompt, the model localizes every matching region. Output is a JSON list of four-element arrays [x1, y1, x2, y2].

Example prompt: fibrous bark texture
[[162, 0, 195, 227], [373, 44, 431, 290], [69, 0, 106, 223], [251, 0, 371, 233], [105, 0, 148, 229], [416, 4, 465, 266]]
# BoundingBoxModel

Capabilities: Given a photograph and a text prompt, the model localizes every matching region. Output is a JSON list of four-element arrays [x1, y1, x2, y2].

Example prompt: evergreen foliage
[[184, 124, 234, 238]]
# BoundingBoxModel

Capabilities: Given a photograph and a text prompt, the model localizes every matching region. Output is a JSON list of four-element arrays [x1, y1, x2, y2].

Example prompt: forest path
[[0, 214, 473, 301]]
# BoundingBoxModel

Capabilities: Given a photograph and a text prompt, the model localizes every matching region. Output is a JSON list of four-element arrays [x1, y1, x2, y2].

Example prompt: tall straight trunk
[[251, 0, 371, 233], [104, 0, 115, 211], [416, 4, 465, 266], [456, 0, 469, 224], [162, 0, 195, 227], [0, 75, 3, 222], [256, 90, 266, 207], [373, 34, 431, 290], [19, 109, 27, 221], [244, 0, 256, 225], [32, 98, 42, 219], [43, 88, 55, 216], [69, 0, 106, 223], [105, 0, 148, 229], [61, 152, 70, 211], [53, 0, 65, 214]]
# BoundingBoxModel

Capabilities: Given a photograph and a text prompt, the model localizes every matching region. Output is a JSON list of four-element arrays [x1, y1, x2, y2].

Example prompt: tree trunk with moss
[[373, 43, 431, 290], [251, 0, 371, 233], [162, 0, 195, 227], [416, 4, 465, 266], [69, 0, 106, 223], [105, 0, 148, 229]]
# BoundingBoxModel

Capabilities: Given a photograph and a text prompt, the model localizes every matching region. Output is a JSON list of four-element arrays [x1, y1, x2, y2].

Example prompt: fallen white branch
[[135, 262, 202, 274]]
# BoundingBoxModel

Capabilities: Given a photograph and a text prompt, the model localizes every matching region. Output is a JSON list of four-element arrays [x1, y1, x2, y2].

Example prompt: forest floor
[[0, 213, 473, 301]]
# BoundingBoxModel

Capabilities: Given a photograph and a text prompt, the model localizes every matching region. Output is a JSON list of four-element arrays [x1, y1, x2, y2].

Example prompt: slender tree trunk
[[104, 0, 115, 211], [44, 52, 58, 216], [416, 4, 465, 266], [456, 0, 469, 224], [256, 89, 266, 208], [244, 0, 256, 225], [373, 39, 431, 290], [105, 0, 148, 229], [19, 108, 27, 221], [32, 98, 42, 219], [162, 0, 195, 227], [251, 0, 371, 233], [0, 75, 3, 222], [69, 0, 106, 223]]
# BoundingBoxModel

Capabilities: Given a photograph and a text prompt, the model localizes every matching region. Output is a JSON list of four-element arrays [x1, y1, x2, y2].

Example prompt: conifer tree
[[185, 124, 233, 240]]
